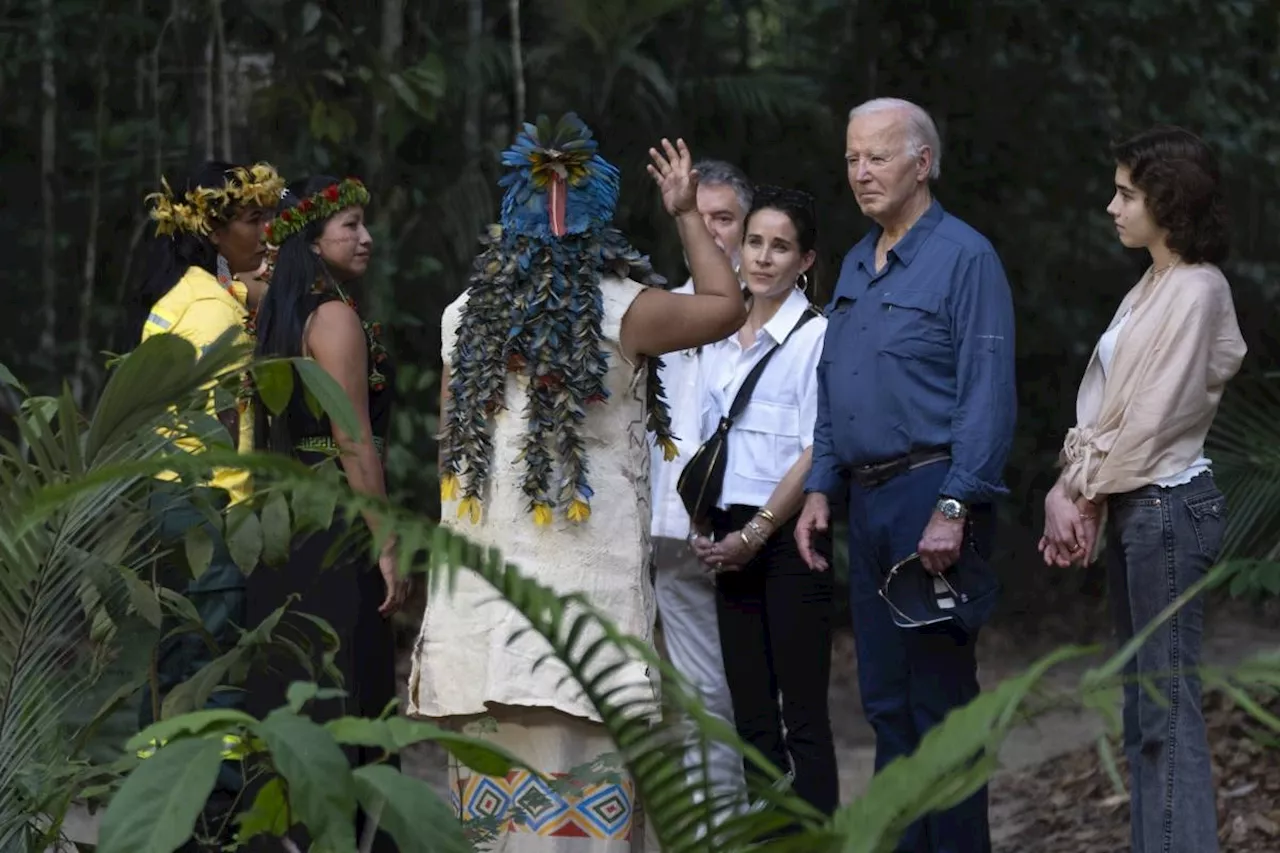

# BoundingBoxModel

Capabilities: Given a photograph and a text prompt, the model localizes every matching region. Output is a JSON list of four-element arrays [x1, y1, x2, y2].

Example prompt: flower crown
[[145, 163, 285, 237], [264, 178, 371, 245]]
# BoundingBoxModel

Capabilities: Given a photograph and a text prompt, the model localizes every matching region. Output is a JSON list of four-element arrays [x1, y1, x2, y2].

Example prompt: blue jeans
[[846, 461, 992, 853], [1107, 472, 1223, 853]]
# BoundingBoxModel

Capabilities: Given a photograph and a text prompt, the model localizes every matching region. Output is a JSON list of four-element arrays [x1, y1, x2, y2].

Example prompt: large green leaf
[[293, 355, 364, 442], [260, 490, 292, 566], [225, 503, 263, 575], [324, 715, 525, 777], [161, 648, 248, 719], [96, 736, 225, 853], [235, 776, 295, 844], [252, 359, 296, 416], [353, 764, 472, 853], [126, 708, 257, 753], [86, 328, 248, 463], [253, 708, 358, 851], [0, 362, 27, 394]]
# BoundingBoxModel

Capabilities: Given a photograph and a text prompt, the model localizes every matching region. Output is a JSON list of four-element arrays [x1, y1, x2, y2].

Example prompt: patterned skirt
[[449, 706, 646, 852]]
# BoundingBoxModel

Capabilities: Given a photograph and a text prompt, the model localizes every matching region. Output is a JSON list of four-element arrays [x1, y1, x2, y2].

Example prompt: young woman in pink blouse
[[1041, 126, 1246, 853]]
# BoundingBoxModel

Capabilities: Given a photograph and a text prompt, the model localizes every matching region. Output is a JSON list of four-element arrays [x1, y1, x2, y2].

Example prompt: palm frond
[[1205, 375, 1280, 558], [679, 73, 832, 126], [0, 333, 248, 846]]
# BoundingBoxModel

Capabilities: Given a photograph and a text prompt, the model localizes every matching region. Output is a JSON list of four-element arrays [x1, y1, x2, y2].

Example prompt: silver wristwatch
[[936, 497, 968, 520]]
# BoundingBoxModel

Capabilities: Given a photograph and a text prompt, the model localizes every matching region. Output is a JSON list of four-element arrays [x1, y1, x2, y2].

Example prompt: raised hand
[[647, 138, 699, 218]]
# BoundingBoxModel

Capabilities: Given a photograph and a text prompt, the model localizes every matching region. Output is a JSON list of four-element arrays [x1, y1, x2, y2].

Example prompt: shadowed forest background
[[3, 0, 1280, 646], [4, 1, 1280, 849]]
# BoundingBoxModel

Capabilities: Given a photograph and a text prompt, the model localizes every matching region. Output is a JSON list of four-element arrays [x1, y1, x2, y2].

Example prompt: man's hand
[[918, 511, 964, 575], [796, 492, 831, 571]]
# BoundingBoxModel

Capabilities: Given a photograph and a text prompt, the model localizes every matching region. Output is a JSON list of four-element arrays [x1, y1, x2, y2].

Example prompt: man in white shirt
[[650, 159, 753, 810]]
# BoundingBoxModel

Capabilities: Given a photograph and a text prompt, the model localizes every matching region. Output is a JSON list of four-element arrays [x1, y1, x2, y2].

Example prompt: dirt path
[[397, 599, 1280, 848], [58, 602, 1280, 850]]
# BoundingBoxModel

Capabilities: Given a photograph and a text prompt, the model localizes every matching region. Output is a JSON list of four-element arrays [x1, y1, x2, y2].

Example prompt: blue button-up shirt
[[805, 201, 1017, 504]]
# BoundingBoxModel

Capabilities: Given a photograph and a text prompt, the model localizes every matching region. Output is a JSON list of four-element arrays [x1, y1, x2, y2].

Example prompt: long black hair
[[253, 175, 346, 452], [128, 160, 244, 342]]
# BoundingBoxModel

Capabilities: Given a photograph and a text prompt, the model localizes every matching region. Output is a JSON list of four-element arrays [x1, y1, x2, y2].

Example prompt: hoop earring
[[797, 272, 810, 293]]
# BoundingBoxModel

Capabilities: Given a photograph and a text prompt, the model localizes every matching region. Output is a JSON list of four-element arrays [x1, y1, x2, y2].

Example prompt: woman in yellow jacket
[[132, 159, 282, 841]]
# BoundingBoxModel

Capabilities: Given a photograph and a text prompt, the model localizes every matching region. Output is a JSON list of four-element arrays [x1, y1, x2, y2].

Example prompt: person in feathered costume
[[410, 115, 745, 851]]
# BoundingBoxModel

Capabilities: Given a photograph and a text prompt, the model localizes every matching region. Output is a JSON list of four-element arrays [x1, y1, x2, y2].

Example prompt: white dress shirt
[[699, 287, 827, 509], [650, 280, 706, 540]]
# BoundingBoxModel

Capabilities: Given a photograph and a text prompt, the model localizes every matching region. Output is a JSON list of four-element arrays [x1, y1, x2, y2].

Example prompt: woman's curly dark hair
[[1112, 125, 1229, 265]]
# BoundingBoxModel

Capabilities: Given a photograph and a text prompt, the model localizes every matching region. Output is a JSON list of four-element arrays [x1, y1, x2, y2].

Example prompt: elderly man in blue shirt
[[796, 97, 1016, 853]]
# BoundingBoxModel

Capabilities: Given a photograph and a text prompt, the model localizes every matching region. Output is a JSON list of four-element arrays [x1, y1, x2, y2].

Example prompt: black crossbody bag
[[677, 308, 820, 524]]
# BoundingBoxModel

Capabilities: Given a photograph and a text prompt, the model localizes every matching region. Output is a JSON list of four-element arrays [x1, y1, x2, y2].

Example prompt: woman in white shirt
[[1041, 126, 1246, 853], [692, 185, 837, 818]]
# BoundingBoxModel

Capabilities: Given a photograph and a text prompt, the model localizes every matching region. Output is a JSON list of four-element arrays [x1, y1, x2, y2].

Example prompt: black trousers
[[711, 504, 838, 816]]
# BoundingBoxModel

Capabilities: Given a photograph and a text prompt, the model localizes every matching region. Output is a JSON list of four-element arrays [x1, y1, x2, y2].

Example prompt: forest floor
[[395, 596, 1280, 853], [59, 598, 1280, 851]]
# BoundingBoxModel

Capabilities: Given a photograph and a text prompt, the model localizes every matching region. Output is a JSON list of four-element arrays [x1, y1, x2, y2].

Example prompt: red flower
[[280, 210, 294, 222], [372, 382, 385, 392], [298, 199, 314, 212], [507, 354, 526, 371], [323, 185, 341, 202], [264, 223, 274, 239]]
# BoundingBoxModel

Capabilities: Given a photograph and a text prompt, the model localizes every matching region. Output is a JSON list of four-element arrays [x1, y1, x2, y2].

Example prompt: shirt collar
[[184, 265, 249, 311], [855, 199, 945, 271], [760, 287, 812, 344]]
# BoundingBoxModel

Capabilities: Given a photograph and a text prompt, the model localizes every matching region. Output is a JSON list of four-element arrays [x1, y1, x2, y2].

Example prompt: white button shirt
[[699, 287, 827, 510], [650, 281, 707, 540]]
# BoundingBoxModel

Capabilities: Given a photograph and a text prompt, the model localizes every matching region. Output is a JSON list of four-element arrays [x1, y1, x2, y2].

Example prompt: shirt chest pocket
[[733, 400, 802, 484], [878, 289, 950, 362]]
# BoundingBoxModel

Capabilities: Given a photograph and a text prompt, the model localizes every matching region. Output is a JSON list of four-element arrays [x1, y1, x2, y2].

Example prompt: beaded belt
[[295, 435, 386, 455]]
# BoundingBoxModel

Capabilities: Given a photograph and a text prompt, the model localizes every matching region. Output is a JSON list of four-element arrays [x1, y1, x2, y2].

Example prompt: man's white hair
[[848, 98, 942, 181]]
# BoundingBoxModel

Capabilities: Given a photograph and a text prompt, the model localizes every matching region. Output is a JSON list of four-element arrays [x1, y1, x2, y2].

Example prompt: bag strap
[[720, 305, 820, 427]]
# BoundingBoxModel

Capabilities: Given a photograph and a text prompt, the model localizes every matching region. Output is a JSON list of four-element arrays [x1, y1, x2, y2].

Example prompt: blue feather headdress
[[498, 113, 620, 239], [440, 113, 676, 527]]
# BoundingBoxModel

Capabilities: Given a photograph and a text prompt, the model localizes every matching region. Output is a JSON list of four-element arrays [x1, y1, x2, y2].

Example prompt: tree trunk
[[212, 0, 232, 159], [367, 0, 405, 321], [369, 0, 405, 184], [203, 29, 215, 160], [135, 0, 146, 186], [153, 0, 179, 181], [73, 21, 109, 406], [509, 0, 525, 125], [37, 0, 57, 368], [464, 0, 483, 162]]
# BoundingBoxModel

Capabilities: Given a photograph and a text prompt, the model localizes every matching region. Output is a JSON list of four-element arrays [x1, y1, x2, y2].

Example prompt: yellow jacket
[[141, 266, 254, 503]]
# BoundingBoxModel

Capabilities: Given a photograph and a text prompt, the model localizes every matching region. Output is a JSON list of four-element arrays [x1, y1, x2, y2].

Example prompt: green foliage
[[0, 333, 247, 848], [1205, 374, 1280, 598]]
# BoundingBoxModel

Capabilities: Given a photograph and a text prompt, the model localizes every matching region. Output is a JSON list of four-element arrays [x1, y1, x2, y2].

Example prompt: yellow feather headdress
[[145, 162, 285, 237]]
